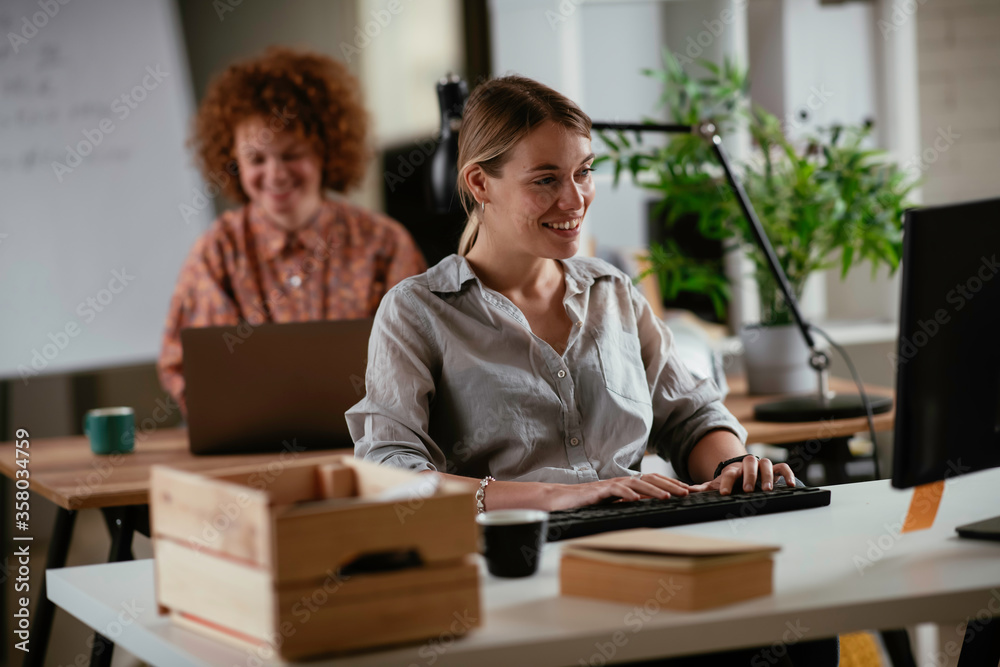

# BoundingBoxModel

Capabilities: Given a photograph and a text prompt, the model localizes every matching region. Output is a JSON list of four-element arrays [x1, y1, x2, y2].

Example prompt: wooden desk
[[0, 428, 350, 667], [723, 375, 895, 445], [46, 470, 1000, 666], [0, 427, 351, 510]]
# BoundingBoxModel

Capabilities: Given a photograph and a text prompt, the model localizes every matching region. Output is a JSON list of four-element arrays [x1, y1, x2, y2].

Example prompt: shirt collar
[[560, 256, 617, 298], [249, 200, 335, 261], [425, 254, 617, 295], [425, 254, 479, 293]]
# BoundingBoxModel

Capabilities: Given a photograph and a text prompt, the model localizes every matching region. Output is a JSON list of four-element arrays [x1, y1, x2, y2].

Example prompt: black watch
[[713, 454, 759, 479]]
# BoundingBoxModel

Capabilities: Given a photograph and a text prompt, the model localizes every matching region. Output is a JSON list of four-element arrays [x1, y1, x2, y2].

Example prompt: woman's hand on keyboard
[[689, 456, 796, 495], [544, 473, 694, 512]]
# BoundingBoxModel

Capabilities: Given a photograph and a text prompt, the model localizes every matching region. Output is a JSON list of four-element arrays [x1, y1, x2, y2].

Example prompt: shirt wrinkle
[[349, 254, 746, 484]]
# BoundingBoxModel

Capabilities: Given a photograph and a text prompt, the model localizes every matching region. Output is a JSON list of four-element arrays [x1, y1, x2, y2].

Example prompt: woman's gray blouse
[[347, 254, 746, 484]]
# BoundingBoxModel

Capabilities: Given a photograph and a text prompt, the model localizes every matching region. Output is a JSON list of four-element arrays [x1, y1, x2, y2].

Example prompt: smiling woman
[[349, 75, 796, 507], [157, 47, 426, 414], [347, 74, 838, 666]]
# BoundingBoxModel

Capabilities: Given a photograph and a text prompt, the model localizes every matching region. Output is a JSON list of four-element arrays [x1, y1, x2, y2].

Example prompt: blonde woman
[[347, 77, 844, 665], [347, 74, 801, 511], [348, 76, 841, 665]]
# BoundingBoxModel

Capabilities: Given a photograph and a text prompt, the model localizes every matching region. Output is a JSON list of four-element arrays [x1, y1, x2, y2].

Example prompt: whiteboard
[[0, 0, 211, 381]]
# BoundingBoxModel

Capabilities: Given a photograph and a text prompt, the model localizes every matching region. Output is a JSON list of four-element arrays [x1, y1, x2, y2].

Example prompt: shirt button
[[570, 437, 579, 446], [557, 370, 566, 378], [287, 275, 302, 288], [576, 321, 583, 327]]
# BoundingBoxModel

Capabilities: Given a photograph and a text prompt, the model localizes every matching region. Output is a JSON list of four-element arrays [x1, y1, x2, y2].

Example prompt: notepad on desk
[[559, 528, 780, 610]]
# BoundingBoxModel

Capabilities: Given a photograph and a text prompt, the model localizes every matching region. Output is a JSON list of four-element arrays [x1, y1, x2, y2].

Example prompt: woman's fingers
[[774, 462, 796, 487], [639, 473, 692, 490], [612, 481, 643, 502], [741, 456, 759, 492], [718, 465, 742, 495], [574, 465, 801, 509], [759, 457, 774, 491], [683, 458, 792, 498], [636, 473, 689, 496], [626, 479, 667, 499]]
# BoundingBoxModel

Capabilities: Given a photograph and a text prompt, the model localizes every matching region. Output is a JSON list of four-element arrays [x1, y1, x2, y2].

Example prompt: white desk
[[48, 472, 1000, 666]]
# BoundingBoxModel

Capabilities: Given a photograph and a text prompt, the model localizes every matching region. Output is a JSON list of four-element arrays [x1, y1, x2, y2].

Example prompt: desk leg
[[823, 437, 852, 486], [957, 618, 1000, 666], [89, 506, 137, 667], [880, 629, 916, 667], [787, 437, 858, 486], [24, 507, 77, 667]]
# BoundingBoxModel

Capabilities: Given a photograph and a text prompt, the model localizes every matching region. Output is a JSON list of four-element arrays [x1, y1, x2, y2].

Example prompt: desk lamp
[[424, 73, 889, 425], [593, 120, 892, 424]]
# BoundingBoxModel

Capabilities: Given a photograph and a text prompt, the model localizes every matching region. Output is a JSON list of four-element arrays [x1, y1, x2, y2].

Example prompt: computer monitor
[[891, 197, 1000, 538]]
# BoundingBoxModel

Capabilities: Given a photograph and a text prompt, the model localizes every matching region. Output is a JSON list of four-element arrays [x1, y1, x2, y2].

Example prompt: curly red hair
[[190, 46, 369, 202]]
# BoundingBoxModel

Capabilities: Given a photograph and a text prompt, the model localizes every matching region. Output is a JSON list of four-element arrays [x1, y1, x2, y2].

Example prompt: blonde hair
[[455, 75, 592, 255]]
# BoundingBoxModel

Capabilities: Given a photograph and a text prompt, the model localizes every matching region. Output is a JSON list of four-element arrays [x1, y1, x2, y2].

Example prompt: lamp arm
[[593, 120, 826, 364], [700, 129, 819, 352]]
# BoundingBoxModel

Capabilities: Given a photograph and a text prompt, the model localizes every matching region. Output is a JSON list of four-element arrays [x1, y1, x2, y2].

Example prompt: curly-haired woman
[[158, 47, 425, 413]]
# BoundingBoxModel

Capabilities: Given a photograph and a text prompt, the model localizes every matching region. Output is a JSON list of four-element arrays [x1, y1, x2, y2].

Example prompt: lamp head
[[694, 120, 719, 141]]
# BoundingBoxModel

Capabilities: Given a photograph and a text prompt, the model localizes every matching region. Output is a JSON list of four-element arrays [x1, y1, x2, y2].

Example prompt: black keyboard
[[546, 485, 831, 541]]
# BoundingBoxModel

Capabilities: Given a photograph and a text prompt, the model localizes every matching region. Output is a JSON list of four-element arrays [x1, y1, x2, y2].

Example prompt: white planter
[[740, 324, 816, 395]]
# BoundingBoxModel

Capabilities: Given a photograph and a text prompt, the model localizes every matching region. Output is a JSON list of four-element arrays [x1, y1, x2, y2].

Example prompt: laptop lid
[[181, 318, 372, 455]]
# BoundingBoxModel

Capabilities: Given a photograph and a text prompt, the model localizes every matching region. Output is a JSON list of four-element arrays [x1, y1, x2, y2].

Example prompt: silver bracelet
[[476, 475, 495, 514]]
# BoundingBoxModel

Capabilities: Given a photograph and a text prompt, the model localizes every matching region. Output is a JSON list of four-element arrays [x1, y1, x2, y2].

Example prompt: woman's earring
[[481, 201, 485, 212]]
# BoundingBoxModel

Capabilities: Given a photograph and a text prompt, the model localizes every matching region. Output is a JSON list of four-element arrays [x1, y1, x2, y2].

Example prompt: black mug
[[476, 509, 548, 578]]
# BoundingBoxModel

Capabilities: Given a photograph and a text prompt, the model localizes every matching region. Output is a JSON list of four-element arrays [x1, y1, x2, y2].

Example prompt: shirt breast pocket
[[593, 327, 651, 404]]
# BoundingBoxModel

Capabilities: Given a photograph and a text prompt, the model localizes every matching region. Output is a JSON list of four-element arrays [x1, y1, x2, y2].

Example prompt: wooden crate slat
[[154, 537, 276, 640], [277, 575, 480, 659], [271, 490, 478, 584], [150, 466, 272, 566]]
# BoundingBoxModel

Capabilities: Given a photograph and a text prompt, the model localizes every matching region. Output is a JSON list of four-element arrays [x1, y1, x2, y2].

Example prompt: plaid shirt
[[158, 198, 425, 413]]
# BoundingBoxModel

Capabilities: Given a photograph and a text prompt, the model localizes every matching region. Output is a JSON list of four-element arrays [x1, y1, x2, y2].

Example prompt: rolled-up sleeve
[[630, 283, 747, 483], [157, 237, 241, 415], [346, 286, 445, 472]]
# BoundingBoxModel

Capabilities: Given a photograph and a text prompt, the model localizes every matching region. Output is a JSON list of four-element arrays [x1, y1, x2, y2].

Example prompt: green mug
[[83, 407, 135, 455]]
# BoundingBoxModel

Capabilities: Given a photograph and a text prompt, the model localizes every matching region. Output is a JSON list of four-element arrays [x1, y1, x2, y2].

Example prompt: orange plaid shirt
[[157, 198, 426, 414]]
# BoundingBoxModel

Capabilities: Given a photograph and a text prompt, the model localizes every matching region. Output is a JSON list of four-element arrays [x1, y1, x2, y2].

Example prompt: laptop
[[181, 318, 373, 455]]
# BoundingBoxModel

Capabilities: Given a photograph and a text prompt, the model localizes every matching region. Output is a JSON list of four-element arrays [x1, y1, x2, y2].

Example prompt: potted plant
[[598, 54, 916, 394]]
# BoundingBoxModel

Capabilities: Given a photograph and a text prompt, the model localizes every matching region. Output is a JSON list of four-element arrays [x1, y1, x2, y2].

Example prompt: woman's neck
[[465, 241, 563, 301]]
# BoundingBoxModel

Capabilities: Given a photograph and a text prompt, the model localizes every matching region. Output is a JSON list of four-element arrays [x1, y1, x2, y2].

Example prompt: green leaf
[[699, 59, 721, 75], [607, 52, 916, 322], [840, 245, 854, 278], [598, 130, 619, 152]]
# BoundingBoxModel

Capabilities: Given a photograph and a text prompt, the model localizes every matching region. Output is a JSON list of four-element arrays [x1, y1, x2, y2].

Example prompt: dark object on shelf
[[646, 203, 725, 324], [383, 74, 470, 267], [428, 73, 467, 214], [755, 393, 893, 422]]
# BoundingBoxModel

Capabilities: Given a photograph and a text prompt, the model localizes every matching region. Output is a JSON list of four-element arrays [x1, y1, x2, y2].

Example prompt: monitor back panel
[[893, 197, 1000, 487], [181, 319, 372, 455]]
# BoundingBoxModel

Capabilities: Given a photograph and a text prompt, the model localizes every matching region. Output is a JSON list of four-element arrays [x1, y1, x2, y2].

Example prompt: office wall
[[1, 5, 463, 665], [2, 0, 467, 444], [916, 0, 1000, 205]]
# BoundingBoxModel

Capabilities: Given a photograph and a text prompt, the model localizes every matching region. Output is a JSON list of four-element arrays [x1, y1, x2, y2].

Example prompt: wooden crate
[[149, 456, 481, 660]]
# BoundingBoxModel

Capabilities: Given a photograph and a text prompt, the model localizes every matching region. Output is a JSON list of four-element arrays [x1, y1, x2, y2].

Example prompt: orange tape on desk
[[902, 480, 945, 533]]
